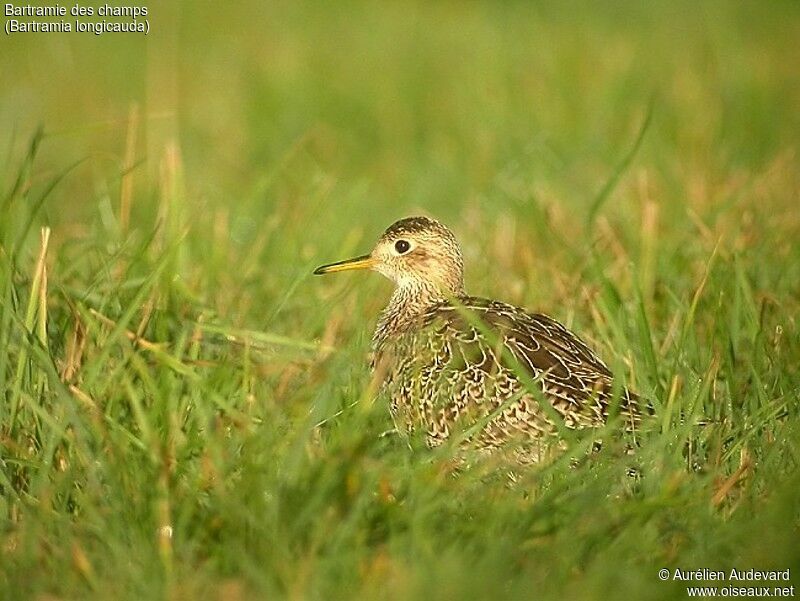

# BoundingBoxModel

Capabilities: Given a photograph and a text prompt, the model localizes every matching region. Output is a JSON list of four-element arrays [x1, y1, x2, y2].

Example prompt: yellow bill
[[313, 254, 376, 275]]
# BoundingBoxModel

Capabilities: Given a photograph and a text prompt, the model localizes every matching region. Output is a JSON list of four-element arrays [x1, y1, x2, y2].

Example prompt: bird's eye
[[394, 239, 411, 254]]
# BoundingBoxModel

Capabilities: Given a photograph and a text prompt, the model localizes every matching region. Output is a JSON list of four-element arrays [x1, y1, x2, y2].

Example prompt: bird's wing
[[420, 297, 642, 420]]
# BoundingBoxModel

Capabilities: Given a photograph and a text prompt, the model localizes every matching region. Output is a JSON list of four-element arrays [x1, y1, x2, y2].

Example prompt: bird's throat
[[372, 281, 445, 350]]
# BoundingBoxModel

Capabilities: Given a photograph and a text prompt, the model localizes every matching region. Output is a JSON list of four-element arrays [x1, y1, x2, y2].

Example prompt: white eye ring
[[393, 239, 413, 255]]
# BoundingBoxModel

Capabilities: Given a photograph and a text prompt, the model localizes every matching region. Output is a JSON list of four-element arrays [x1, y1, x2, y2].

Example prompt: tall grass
[[1, 1, 799, 599]]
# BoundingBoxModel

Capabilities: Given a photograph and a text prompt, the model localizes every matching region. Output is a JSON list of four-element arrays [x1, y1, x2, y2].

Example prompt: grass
[[1, 1, 799, 599]]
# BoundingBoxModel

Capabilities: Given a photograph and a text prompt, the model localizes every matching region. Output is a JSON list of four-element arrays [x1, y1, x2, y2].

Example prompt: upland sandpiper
[[314, 216, 643, 463]]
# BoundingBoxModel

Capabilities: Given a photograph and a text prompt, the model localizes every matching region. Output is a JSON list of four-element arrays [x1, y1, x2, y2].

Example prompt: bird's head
[[314, 216, 465, 296]]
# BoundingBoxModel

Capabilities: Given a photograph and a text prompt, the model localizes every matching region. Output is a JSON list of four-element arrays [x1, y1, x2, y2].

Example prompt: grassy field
[[2, 1, 799, 599]]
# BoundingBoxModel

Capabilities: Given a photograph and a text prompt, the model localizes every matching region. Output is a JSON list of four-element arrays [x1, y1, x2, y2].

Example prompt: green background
[[1, 1, 799, 599]]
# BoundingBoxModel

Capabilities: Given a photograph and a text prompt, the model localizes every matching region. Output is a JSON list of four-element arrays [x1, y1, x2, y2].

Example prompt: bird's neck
[[373, 280, 455, 350]]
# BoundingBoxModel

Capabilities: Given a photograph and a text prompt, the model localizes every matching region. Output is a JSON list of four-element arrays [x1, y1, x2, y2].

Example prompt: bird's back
[[373, 296, 643, 462]]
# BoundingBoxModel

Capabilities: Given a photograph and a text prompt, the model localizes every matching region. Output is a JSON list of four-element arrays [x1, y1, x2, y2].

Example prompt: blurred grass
[[1, 0, 799, 599]]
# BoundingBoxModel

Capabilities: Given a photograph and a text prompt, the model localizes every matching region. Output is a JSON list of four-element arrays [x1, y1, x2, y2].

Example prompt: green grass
[[2, 1, 799, 599]]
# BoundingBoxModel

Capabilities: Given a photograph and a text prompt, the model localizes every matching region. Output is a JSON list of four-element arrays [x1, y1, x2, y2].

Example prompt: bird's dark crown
[[380, 216, 450, 240]]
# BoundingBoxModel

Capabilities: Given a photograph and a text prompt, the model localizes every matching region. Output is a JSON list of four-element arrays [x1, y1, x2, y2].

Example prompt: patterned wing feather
[[375, 296, 645, 458]]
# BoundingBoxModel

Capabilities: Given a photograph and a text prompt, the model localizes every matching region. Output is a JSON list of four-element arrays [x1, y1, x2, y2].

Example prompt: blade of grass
[[586, 99, 654, 229], [8, 227, 50, 432]]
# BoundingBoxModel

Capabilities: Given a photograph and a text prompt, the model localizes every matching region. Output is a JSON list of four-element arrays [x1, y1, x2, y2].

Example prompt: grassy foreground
[[1, 1, 799, 599]]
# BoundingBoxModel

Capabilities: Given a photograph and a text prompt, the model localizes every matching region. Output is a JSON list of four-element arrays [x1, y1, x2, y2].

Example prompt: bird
[[314, 216, 645, 464]]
